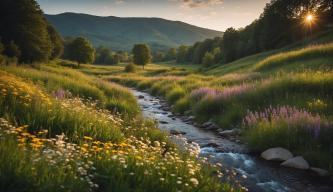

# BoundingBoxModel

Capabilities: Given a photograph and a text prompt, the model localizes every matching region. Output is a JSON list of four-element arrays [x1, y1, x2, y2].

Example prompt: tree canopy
[[132, 44, 151, 69], [66, 37, 95, 67]]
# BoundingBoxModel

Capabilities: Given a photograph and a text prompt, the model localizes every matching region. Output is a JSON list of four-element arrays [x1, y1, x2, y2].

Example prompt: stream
[[131, 89, 333, 192]]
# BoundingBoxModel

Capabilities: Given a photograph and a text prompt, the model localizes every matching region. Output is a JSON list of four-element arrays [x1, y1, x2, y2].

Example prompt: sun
[[305, 14, 314, 23]]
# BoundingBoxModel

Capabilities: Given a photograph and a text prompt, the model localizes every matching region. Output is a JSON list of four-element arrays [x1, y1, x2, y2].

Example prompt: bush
[[174, 97, 191, 114], [124, 63, 136, 73], [166, 86, 186, 104]]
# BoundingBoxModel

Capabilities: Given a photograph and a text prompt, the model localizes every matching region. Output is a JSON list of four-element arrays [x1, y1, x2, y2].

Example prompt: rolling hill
[[45, 12, 222, 51]]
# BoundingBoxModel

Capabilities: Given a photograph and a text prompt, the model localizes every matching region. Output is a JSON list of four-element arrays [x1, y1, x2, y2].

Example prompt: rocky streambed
[[132, 89, 333, 192]]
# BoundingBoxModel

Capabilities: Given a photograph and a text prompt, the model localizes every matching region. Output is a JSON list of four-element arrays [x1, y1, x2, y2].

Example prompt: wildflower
[[190, 178, 199, 186], [83, 136, 93, 141], [153, 141, 160, 147]]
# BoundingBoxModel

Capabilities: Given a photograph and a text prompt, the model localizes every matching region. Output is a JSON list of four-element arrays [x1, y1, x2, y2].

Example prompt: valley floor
[[81, 42, 333, 176]]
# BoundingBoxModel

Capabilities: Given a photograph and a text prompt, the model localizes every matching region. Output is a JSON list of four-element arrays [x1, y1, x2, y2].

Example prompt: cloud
[[178, 0, 223, 8]]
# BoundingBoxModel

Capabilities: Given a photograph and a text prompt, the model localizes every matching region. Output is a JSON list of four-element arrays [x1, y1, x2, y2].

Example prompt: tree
[[166, 48, 177, 60], [95, 47, 113, 65], [212, 47, 221, 63], [67, 37, 95, 67], [112, 54, 120, 65], [0, 40, 4, 55], [153, 51, 165, 62], [0, 0, 54, 63], [221, 28, 240, 62], [48, 25, 64, 59], [132, 44, 151, 69], [176, 45, 189, 63], [202, 52, 214, 67], [4, 41, 21, 59]]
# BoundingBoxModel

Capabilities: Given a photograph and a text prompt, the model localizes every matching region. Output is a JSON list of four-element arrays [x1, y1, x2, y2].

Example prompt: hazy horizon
[[37, 0, 270, 31]]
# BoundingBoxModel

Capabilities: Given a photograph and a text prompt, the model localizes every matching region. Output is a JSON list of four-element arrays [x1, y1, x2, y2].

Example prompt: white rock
[[281, 156, 310, 170], [261, 147, 293, 161], [219, 129, 240, 137], [310, 167, 330, 177]]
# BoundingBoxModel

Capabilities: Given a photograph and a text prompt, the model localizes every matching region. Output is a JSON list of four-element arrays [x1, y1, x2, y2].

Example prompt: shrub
[[174, 97, 191, 114], [166, 86, 186, 104], [124, 63, 136, 73]]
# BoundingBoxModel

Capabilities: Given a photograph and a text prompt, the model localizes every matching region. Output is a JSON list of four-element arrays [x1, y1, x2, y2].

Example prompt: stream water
[[131, 89, 333, 192]]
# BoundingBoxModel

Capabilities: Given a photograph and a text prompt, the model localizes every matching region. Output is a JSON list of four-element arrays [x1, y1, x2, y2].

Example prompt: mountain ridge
[[45, 12, 222, 51]]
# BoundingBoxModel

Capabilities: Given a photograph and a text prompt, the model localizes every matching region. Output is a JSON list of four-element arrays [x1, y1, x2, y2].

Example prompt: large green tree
[[67, 37, 95, 67], [4, 41, 21, 59], [0, 0, 55, 63], [132, 44, 151, 69], [48, 25, 64, 59]]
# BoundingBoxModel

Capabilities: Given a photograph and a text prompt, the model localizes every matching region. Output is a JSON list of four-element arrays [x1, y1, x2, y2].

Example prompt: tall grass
[[1, 64, 139, 116], [255, 43, 333, 71], [0, 64, 240, 191], [0, 71, 124, 142], [243, 106, 333, 171]]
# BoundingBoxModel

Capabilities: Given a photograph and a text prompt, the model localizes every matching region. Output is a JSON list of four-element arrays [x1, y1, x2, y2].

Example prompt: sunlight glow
[[305, 14, 314, 23]]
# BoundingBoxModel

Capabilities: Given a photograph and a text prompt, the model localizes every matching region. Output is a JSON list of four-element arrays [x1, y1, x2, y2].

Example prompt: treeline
[[62, 37, 131, 67], [0, 0, 130, 67], [175, 0, 333, 66]]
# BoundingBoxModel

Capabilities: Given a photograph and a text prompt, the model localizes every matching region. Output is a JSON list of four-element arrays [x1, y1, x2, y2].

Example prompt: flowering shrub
[[190, 84, 253, 103], [243, 105, 332, 140], [190, 87, 219, 101], [243, 105, 333, 168], [307, 98, 328, 112]]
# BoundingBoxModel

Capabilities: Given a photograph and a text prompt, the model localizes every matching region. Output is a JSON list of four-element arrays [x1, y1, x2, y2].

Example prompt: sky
[[37, 0, 271, 31]]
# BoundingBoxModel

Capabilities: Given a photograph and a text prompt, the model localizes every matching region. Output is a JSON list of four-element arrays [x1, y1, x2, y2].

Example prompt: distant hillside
[[45, 13, 222, 51]]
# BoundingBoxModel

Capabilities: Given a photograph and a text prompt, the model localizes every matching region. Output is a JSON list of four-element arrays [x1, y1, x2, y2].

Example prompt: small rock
[[193, 123, 200, 127], [170, 130, 186, 135], [281, 156, 310, 170], [203, 143, 219, 148], [219, 129, 240, 137], [188, 116, 195, 120], [310, 167, 330, 177], [205, 123, 220, 130], [261, 147, 293, 161], [138, 95, 144, 99], [159, 121, 168, 124], [201, 121, 213, 128], [172, 118, 176, 120]]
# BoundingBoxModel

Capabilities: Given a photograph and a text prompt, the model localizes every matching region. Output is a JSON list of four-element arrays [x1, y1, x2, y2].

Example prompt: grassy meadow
[[1, 29, 332, 192], [89, 42, 333, 173], [0, 63, 242, 191]]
